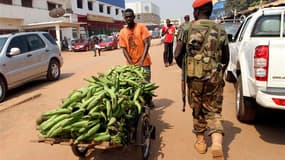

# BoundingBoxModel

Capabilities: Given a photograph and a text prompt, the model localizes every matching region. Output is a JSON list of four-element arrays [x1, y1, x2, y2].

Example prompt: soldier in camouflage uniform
[[178, 15, 192, 35], [174, 0, 229, 159]]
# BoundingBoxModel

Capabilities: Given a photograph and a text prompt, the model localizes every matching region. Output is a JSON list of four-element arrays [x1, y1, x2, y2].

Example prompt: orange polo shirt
[[119, 23, 152, 66]]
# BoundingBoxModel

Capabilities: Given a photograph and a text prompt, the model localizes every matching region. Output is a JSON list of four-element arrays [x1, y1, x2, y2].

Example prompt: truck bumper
[[256, 90, 285, 110]]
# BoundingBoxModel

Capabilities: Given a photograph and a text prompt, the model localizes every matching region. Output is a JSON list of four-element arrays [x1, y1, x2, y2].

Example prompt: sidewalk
[[0, 92, 41, 112]]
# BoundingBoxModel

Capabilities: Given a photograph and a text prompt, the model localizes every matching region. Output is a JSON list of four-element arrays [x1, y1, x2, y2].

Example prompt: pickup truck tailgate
[[267, 40, 285, 88]]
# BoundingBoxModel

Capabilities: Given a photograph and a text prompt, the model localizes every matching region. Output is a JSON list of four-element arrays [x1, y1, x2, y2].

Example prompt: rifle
[[181, 53, 187, 112]]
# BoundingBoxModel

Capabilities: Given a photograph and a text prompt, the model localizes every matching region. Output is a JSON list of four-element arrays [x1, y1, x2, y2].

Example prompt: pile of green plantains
[[36, 65, 158, 145]]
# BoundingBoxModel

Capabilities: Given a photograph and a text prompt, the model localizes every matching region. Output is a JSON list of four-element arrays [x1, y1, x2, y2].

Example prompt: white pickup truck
[[225, 6, 285, 123]]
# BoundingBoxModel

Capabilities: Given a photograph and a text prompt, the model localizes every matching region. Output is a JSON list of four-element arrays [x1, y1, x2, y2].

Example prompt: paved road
[[1, 39, 285, 160]]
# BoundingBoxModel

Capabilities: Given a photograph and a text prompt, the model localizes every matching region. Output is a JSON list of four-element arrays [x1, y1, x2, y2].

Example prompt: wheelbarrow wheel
[[136, 113, 151, 160], [71, 144, 88, 158]]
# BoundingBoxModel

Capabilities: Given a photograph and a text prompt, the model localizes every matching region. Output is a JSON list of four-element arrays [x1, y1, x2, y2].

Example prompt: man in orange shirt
[[119, 8, 154, 107], [161, 19, 176, 67]]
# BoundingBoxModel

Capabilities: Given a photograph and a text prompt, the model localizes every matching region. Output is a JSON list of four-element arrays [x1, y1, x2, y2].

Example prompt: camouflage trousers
[[187, 78, 225, 136]]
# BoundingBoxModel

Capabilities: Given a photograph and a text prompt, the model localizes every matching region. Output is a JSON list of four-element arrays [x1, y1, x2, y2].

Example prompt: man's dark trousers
[[163, 42, 174, 65]]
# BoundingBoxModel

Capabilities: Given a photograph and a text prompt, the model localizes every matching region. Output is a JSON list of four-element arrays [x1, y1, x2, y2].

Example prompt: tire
[[225, 71, 237, 83], [46, 59, 61, 81], [0, 77, 7, 102], [71, 144, 88, 158], [235, 75, 256, 123], [136, 113, 151, 160]]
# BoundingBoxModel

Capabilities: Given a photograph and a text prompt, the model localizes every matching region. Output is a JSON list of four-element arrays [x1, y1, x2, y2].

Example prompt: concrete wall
[[0, 2, 66, 25]]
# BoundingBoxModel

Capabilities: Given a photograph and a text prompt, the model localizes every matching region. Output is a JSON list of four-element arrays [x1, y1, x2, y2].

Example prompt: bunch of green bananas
[[36, 65, 158, 144]]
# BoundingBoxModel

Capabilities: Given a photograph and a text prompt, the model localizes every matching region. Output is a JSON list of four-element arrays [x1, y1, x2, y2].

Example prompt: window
[[88, 1, 93, 10], [43, 33, 57, 45], [0, 0, 12, 5], [22, 0, 32, 8], [26, 34, 45, 51], [252, 15, 281, 37], [7, 36, 29, 54], [238, 16, 252, 41], [77, 0, 83, 9], [283, 14, 285, 37], [107, 6, 111, 14], [47, 2, 56, 10], [116, 8, 119, 15], [99, 4, 104, 13], [0, 37, 8, 52]]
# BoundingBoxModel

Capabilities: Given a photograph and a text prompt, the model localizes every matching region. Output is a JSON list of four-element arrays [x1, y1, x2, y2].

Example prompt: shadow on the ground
[[3, 73, 74, 102], [222, 120, 242, 160], [254, 108, 285, 144]]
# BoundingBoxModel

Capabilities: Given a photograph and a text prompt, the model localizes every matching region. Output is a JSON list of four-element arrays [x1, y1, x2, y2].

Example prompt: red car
[[71, 39, 93, 52], [98, 36, 118, 50]]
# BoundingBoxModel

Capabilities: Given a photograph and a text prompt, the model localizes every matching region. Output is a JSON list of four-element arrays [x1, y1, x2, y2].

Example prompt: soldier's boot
[[194, 133, 207, 154], [211, 133, 224, 160]]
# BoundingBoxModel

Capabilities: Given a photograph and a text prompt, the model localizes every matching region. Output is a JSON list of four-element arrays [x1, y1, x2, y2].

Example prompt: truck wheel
[[235, 76, 256, 123], [225, 71, 237, 83], [0, 77, 7, 102], [46, 59, 61, 81]]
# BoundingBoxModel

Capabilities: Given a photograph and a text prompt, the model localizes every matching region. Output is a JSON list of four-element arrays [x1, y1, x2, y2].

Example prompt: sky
[[125, 0, 195, 20]]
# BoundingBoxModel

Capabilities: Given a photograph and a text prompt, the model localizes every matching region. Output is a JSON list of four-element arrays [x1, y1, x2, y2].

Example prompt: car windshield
[[0, 37, 8, 52], [102, 37, 113, 42]]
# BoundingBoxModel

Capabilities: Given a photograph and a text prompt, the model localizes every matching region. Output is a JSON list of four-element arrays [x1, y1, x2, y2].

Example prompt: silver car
[[0, 32, 63, 102]]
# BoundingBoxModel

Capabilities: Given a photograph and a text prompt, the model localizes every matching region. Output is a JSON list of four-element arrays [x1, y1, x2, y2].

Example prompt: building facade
[[0, 0, 126, 49], [75, 0, 125, 36], [125, 1, 160, 26], [160, 18, 181, 29]]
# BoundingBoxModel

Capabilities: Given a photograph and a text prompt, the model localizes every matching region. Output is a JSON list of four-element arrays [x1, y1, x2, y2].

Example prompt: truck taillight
[[272, 98, 285, 106], [254, 45, 269, 81]]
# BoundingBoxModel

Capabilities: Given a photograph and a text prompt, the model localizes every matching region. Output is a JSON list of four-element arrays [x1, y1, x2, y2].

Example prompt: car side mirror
[[7, 47, 20, 56]]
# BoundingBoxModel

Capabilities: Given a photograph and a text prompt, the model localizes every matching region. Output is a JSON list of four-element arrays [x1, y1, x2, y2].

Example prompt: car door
[[3, 35, 36, 86], [25, 34, 48, 77]]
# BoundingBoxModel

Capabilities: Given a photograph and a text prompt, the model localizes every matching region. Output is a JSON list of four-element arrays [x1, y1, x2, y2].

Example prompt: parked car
[[0, 31, 63, 102], [96, 34, 108, 41], [225, 6, 285, 123], [98, 36, 118, 50], [150, 30, 161, 39], [71, 39, 93, 52]]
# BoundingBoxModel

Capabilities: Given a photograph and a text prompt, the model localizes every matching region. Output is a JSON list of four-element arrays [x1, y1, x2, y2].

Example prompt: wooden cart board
[[32, 110, 155, 160], [32, 137, 123, 149]]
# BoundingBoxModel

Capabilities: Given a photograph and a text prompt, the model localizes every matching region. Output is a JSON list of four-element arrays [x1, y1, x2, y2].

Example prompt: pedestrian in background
[[93, 36, 101, 56], [119, 8, 154, 108], [181, 15, 192, 31], [161, 19, 176, 67], [174, 0, 229, 159]]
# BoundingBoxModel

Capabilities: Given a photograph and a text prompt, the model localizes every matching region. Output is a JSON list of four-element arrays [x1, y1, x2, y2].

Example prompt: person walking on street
[[174, 0, 229, 159], [180, 15, 192, 32], [119, 8, 154, 108], [161, 19, 176, 67], [93, 36, 101, 56]]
